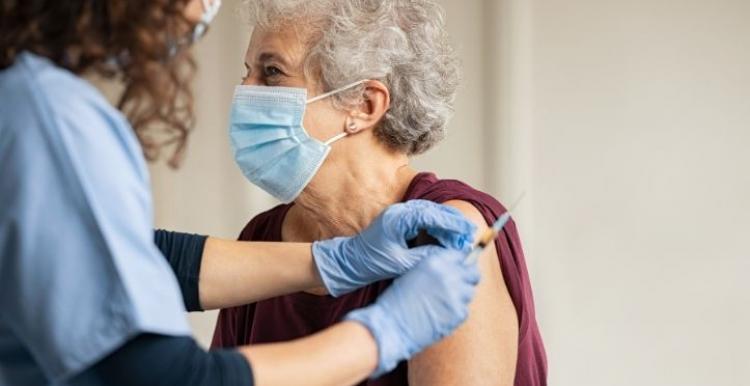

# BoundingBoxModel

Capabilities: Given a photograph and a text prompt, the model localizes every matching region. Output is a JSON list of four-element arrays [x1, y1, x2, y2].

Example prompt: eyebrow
[[244, 52, 290, 71], [259, 52, 289, 66]]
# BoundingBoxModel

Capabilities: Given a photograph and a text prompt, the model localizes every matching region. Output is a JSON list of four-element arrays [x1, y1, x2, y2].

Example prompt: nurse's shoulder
[[0, 52, 191, 383], [0, 52, 146, 179]]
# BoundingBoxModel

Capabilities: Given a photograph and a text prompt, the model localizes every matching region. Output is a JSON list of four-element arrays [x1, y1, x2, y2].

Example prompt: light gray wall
[[149, 0, 750, 384], [529, 1, 750, 385]]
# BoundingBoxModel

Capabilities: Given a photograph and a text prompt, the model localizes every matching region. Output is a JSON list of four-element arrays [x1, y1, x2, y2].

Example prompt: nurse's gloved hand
[[312, 200, 476, 297], [346, 247, 480, 377]]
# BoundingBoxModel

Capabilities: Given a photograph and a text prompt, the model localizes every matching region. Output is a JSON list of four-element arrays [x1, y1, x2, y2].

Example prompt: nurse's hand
[[312, 199, 476, 297], [346, 247, 480, 376]]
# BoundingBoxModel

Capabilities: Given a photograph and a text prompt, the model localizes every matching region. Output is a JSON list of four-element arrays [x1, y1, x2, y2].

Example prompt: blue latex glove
[[346, 247, 481, 377], [312, 199, 476, 297]]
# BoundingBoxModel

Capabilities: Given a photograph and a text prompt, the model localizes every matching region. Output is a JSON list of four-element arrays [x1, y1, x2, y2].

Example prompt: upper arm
[[407, 200, 519, 386]]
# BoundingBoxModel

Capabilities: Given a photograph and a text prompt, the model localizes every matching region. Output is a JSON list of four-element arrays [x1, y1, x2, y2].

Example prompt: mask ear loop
[[310, 79, 370, 145], [202, 0, 222, 22], [306, 79, 370, 104], [193, 0, 222, 42], [324, 132, 349, 145]]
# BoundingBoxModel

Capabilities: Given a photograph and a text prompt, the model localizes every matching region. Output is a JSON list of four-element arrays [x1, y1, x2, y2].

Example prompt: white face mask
[[109, 0, 222, 66], [192, 0, 222, 42], [164, 0, 222, 58]]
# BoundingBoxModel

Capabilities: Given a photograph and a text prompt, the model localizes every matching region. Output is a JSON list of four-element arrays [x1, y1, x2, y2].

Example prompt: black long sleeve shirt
[[69, 230, 253, 386]]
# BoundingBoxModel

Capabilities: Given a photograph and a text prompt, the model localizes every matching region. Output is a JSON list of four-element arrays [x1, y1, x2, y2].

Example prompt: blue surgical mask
[[229, 80, 368, 203]]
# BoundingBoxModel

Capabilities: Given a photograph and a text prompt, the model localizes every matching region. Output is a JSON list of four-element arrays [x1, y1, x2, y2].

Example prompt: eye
[[263, 65, 283, 78]]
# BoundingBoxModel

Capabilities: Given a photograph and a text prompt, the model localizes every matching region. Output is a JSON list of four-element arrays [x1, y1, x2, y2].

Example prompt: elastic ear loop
[[306, 79, 370, 104], [202, 0, 222, 22], [192, 0, 222, 42], [324, 132, 348, 145], [309, 79, 370, 145]]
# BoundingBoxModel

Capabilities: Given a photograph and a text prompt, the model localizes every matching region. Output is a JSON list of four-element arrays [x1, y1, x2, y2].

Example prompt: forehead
[[245, 26, 311, 67]]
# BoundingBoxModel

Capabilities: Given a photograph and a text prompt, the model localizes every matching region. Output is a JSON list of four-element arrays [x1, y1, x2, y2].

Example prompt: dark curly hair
[[0, 0, 197, 167]]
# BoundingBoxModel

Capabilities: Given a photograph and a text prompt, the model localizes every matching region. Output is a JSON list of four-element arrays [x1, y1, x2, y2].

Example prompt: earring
[[346, 119, 358, 133]]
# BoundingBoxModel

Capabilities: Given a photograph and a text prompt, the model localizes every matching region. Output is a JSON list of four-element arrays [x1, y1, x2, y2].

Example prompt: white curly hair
[[244, 0, 461, 155]]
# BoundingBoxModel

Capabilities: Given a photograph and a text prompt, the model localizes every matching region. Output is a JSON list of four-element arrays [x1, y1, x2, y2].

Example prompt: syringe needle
[[467, 192, 526, 264]]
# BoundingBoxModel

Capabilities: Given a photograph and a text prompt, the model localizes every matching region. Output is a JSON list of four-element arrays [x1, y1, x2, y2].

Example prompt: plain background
[[147, 0, 750, 385]]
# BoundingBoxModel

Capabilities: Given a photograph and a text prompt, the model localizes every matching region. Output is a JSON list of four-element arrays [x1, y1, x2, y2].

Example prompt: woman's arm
[[157, 200, 476, 311], [407, 200, 519, 386], [243, 245, 480, 386], [199, 238, 321, 310], [154, 230, 322, 311], [75, 242, 479, 386], [73, 322, 377, 386], [240, 321, 378, 386]]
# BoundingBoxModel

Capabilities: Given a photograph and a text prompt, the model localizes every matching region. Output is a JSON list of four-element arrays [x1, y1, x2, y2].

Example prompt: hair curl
[[245, 0, 460, 155], [0, 0, 197, 167]]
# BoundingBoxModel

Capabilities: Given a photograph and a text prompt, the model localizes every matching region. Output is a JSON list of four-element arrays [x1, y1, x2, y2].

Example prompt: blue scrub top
[[0, 53, 190, 384]]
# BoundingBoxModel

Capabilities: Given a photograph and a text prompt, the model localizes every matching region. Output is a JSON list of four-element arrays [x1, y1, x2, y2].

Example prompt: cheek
[[303, 104, 345, 141]]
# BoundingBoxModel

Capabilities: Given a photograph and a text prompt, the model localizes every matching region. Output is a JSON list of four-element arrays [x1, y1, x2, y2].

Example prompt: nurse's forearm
[[154, 230, 325, 311], [199, 237, 324, 310], [72, 322, 376, 386], [239, 320, 378, 386]]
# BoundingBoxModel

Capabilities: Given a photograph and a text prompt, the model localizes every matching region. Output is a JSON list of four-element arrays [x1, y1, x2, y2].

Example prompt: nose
[[241, 74, 262, 86]]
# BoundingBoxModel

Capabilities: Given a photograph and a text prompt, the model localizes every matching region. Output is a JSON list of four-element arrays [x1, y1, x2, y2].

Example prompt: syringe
[[466, 192, 526, 264]]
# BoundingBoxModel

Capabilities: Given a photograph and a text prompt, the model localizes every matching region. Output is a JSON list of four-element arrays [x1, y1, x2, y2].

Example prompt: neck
[[287, 145, 417, 241]]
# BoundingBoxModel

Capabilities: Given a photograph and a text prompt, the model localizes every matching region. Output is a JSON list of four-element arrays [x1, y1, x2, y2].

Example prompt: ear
[[345, 80, 390, 134]]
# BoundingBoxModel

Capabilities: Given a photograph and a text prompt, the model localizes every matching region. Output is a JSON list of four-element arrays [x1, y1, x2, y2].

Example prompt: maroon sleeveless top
[[212, 173, 547, 385]]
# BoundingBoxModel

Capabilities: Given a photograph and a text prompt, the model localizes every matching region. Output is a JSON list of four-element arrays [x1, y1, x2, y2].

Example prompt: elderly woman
[[213, 1, 547, 385]]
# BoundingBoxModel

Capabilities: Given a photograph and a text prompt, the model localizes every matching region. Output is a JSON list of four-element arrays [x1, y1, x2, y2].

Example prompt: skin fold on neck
[[281, 136, 418, 296], [283, 140, 418, 244]]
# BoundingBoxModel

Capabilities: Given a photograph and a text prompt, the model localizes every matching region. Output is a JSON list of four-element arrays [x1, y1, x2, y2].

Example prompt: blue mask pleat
[[228, 85, 331, 203]]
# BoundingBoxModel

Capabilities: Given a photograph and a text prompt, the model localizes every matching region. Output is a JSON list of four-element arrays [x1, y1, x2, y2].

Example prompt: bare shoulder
[[408, 200, 520, 386], [442, 200, 491, 230]]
